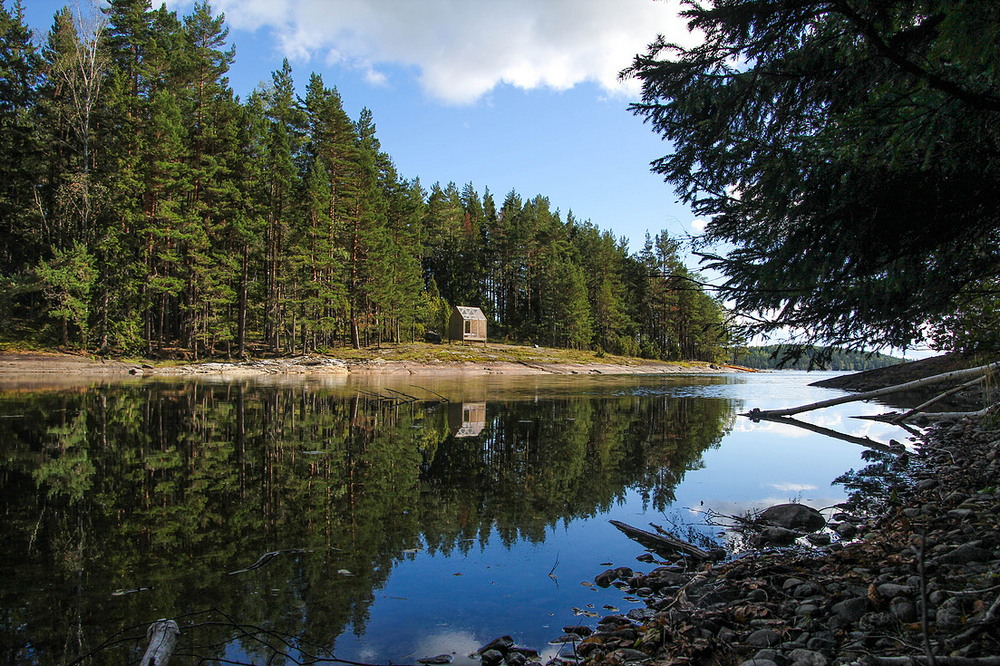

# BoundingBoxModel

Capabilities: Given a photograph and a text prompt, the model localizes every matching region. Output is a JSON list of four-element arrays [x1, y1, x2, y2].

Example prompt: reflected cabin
[[449, 306, 487, 343]]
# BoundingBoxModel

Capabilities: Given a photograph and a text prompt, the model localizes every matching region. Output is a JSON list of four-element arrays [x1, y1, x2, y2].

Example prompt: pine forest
[[0, 0, 732, 362]]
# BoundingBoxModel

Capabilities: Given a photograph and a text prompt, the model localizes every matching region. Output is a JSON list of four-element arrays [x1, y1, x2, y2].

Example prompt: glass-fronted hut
[[449, 306, 487, 342]]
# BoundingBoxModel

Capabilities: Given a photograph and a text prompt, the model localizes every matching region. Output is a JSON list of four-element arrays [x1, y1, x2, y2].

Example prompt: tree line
[[0, 0, 732, 362], [733, 345, 904, 372]]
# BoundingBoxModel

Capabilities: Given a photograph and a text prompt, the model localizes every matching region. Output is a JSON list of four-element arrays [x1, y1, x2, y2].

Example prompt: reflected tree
[[0, 380, 734, 663]]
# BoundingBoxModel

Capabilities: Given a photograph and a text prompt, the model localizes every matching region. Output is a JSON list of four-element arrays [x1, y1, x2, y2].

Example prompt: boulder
[[759, 503, 826, 532]]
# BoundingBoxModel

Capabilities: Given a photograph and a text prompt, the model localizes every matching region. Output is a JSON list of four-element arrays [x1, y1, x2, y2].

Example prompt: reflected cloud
[[694, 496, 845, 522], [412, 630, 482, 666], [768, 483, 817, 493]]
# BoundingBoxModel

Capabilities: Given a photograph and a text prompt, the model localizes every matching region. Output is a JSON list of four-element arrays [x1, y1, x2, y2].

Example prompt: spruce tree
[[0, 0, 41, 276]]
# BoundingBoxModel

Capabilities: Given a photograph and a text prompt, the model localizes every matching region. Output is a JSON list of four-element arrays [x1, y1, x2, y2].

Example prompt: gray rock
[[505, 652, 528, 666], [760, 503, 827, 532], [761, 526, 799, 545], [754, 650, 779, 661], [626, 608, 656, 623], [831, 597, 869, 622], [936, 599, 964, 631], [940, 542, 991, 564], [739, 661, 778, 666], [600, 627, 639, 641], [807, 532, 832, 546], [599, 614, 632, 627], [417, 655, 453, 665], [479, 636, 514, 655], [480, 650, 504, 666], [717, 627, 740, 642], [594, 569, 618, 587], [614, 566, 634, 580], [806, 632, 835, 650], [936, 606, 963, 630], [858, 612, 897, 631], [796, 603, 820, 617], [789, 648, 828, 666], [562, 625, 592, 637], [794, 581, 824, 598], [747, 629, 782, 647], [890, 598, 918, 623], [549, 635, 582, 645], [613, 648, 651, 663], [835, 523, 858, 540], [747, 588, 768, 602], [876, 583, 912, 598], [782, 577, 806, 590]]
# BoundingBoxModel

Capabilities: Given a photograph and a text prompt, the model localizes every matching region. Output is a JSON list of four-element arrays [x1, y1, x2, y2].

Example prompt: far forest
[[733, 346, 904, 372], [0, 0, 732, 362]]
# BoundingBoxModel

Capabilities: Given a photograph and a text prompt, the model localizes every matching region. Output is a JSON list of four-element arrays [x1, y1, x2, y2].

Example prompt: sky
[[22, 0, 705, 256]]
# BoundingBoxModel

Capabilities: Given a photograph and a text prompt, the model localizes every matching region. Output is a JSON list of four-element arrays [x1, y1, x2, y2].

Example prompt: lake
[[0, 371, 913, 665]]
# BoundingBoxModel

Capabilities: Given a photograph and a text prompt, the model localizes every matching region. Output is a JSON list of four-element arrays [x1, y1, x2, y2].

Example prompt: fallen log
[[873, 658, 1000, 666], [745, 362, 1000, 420], [609, 520, 713, 560], [139, 619, 179, 666]]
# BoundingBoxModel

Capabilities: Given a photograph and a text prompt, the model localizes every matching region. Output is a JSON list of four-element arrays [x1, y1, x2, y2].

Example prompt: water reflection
[[0, 377, 735, 665]]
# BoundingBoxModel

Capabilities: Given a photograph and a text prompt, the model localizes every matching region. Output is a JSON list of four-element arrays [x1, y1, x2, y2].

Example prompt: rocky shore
[[477, 417, 1000, 666], [0, 350, 734, 379]]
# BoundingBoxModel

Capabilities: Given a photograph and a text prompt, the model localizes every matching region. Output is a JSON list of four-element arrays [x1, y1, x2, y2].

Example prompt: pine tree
[[301, 73, 356, 348], [175, 1, 238, 357], [261, 59, 304, 351], [34, 241, 97, 347], [0, 0, 42, 276]]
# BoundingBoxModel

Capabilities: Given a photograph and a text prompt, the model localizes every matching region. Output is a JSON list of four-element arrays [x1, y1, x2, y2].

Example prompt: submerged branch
[[746, 413, 897, 452]]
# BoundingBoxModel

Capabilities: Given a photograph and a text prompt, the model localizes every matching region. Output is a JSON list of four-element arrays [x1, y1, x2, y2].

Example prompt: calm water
[[0, 371, 913, 665]]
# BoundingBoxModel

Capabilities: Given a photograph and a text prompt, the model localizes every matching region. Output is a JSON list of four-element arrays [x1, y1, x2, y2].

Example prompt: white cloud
[[208, 0, 694, 104], [691, 218, 709, 232]]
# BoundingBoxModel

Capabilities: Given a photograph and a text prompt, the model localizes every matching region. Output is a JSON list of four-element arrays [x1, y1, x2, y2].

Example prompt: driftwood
[[746, 362, 999, 423], [609, 520, 713, 560], [139, 619, 179, 666], [873, 658, 1000, 666]]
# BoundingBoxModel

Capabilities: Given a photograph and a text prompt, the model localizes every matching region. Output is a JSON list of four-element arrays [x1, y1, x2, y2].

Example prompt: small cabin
[[449, 306, 487, 343]]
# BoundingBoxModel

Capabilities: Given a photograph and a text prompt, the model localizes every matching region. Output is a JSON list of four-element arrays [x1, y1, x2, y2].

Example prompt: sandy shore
[[0, 350, 743, 380]]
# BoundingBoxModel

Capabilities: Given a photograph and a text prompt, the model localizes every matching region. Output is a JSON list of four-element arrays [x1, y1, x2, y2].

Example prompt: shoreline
[[511, 417, 1000, 666], [0, 350, 742, 380]]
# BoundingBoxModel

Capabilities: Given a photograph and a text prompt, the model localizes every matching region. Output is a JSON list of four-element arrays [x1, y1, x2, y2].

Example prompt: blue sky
[[22, 0, 705, 255]]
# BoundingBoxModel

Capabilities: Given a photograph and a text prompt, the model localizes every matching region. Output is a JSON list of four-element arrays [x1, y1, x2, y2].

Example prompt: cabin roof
[[454, 306, 486, 320]]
